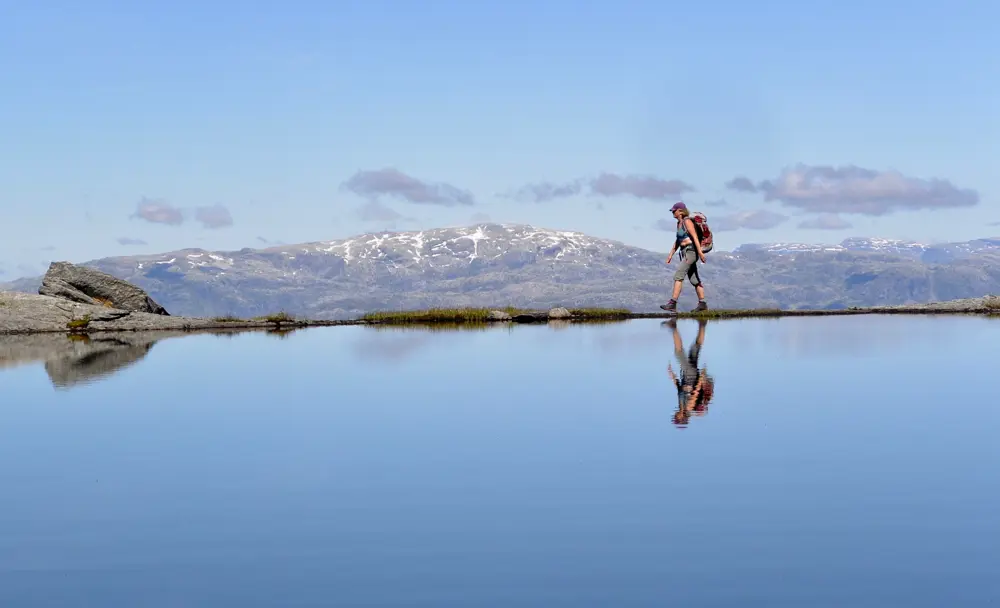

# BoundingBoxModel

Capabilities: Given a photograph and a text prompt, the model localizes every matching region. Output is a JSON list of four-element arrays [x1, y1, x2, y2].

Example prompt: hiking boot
[[691, 301, 708, 313], [659, 299, 677, 313]]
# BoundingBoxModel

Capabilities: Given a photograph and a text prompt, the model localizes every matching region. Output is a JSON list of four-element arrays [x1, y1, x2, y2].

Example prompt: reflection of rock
[[39, 261, 169, 315], [45, 337, 154, 388], [1, 331, 197, 388]]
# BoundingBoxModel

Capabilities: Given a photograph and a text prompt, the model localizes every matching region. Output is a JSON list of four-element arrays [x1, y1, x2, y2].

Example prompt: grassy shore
[[212, 311, 297, 324], [3, 293, 996, 336], [356, 301, 999, 325], [360, 307, 631, 324]]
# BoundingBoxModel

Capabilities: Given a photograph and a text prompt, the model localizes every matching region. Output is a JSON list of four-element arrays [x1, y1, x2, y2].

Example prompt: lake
[[1, 315, 998, 606]]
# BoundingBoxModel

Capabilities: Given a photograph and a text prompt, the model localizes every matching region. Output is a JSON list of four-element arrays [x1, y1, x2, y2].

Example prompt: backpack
[[690, 212, 713, 253]]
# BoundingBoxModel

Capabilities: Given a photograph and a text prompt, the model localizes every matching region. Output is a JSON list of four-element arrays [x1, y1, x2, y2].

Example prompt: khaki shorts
[[673, 247, 702, 286]]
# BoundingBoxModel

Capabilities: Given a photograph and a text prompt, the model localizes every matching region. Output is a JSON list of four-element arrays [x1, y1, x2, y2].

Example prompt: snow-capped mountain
[[733, 242, 849, 254], [4, 224, 999, 317], [142, 223, 641, 275], [735, 236, 1000, 261], [734, 237, 929, 256], [839, 237, 929, 256]]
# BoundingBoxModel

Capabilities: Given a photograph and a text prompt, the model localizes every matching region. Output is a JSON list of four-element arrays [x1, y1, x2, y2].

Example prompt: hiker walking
[[661, 201, 708, 313]]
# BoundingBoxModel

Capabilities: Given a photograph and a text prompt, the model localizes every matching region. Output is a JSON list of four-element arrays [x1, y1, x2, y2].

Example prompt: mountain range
[[3, 223, 1000, 319]]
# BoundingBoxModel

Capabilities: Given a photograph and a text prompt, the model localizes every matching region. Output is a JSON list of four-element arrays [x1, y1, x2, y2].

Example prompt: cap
[[670, 201, 687, 212]]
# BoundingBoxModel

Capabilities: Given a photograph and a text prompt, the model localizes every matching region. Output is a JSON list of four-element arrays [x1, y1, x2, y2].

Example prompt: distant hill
[[736, 236, 1000, 263], [3, 224, 999, 319]]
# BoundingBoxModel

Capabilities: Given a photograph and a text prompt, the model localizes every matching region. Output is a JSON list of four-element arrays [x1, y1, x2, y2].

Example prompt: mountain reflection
[[663, 319, 716, 427]]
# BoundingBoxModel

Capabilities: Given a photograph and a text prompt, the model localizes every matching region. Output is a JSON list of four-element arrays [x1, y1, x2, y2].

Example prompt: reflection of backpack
[[690, 212, 713, 253]]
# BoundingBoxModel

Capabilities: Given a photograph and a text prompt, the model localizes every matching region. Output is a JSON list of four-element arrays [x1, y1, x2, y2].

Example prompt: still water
[[1, 316, 998, 606]]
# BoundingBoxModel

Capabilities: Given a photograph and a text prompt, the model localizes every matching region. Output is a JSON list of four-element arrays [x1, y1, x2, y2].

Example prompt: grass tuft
[[66, 315, 91, 331], [568, 307, 631, 319], [675, 308, 785, 319], [212, 314, 244, 323], [362, 308, 499, 324], [252, 311, 295, 323]]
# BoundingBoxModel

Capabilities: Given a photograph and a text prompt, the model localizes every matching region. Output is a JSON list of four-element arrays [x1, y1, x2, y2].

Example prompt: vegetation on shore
[[360, 307, 631, 324], [671, 308, 784, 319], [211, 311, 296, 324], [217, 301, 1000, 328], [360, 301, 1000, 324], [211, 314, 243, 323], [253, 311, 295, 323], [66, 315, 91, 330], [4, 294, 997, 337]]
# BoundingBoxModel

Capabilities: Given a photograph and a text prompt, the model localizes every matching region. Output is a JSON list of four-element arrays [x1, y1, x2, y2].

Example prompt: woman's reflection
[[663, 318, 716, 427]]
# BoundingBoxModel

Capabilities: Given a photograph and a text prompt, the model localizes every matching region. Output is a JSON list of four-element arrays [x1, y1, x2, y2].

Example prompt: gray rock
[[39, 261, 169, 315], [0, 291, 345, 335], [487, 310, 512, 321], [511, 311, 553, 322], [548, 307, 571, 319]]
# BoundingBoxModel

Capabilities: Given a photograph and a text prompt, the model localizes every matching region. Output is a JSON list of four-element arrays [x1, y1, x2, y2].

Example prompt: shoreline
[[2, 295, 997, 336]]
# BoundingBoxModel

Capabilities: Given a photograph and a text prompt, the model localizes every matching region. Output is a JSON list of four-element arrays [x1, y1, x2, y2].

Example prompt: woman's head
[[670, 201, 689, 219]]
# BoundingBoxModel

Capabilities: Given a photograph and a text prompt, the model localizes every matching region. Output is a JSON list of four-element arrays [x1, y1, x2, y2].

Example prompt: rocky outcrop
[[0, 291, 347, 335], [548, 307, 571, 319], [38, 261, 169, 315]]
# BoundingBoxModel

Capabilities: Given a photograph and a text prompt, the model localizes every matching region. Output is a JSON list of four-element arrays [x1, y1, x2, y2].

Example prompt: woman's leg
[[686, 255, 707, 309], [661, 248, 693, 310]]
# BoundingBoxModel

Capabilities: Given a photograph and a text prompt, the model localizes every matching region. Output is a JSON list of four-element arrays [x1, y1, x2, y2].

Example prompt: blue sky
[[2, 0, 998, 279]]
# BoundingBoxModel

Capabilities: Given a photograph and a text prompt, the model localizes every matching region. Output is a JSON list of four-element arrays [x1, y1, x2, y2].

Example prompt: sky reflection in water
[[1, 316, 998, 606]]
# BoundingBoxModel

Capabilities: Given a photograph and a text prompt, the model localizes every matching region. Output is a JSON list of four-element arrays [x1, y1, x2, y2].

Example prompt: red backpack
[[690, 212, 713, 253]]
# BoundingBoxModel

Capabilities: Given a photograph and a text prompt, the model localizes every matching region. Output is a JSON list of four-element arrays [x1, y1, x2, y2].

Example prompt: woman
[[661, 201, 707, 313]]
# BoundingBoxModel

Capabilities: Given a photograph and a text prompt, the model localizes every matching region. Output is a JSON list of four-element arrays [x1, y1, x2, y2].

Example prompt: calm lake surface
[[1, 316, 999, 606]]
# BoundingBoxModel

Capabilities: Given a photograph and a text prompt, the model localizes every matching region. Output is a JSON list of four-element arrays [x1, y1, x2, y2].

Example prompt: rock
[[487, 310, 512, 321], [511, 311, 549, 323], [0, 290, 352, 335], [39, 261, 169, 315], [548, 307, 571, 319]]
